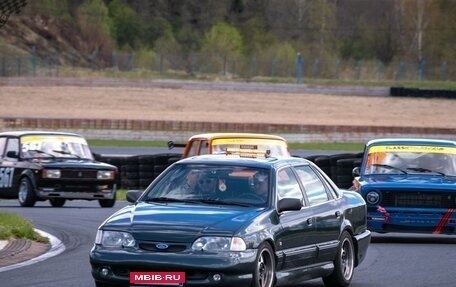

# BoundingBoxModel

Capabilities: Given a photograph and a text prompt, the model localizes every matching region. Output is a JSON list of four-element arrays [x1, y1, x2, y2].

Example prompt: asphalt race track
[[0, 200, 455, 287], [1, 148, 456, 287]]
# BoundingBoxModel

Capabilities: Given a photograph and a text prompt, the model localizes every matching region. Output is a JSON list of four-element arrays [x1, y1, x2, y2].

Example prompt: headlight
[[95, 230, 135, 248], [191, 236, 246, 251], [42, 169, 61, 179], [366, 191, 381, 205], [97, 170, 115, 180]]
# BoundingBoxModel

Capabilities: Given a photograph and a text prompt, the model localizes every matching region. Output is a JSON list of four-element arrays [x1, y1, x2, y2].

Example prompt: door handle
[[306, 218, 313, 225], [335, 211, 341, 218]]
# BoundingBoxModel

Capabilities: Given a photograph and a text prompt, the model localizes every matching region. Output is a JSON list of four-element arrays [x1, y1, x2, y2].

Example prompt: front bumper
[[37, 186, 116, 200], [354, 229, 371, 266], [90, 246, 258, 287], [367, 206, 456, 234]]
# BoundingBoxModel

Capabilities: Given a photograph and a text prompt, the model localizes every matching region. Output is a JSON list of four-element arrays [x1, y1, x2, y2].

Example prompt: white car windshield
[[21, 134, 94, 159]]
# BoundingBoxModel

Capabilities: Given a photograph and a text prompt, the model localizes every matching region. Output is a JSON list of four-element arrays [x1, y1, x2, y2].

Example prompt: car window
[[200, 140, 209, 155], [276, 167, 303, 202], [5, 138, 19, 159], [363, 144, 456, 176], [294, 165, 329, 205], [0, 137, 6, 158], [188, 139, 208, 156], [20, 134, 93, 159], [144, 164, 270, 206]]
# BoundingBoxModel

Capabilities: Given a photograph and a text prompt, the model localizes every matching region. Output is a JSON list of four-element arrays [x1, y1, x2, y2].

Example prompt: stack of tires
[[97, 151, 365, 191], [118, 153, 182, 189], [304, 153, 363, 189]]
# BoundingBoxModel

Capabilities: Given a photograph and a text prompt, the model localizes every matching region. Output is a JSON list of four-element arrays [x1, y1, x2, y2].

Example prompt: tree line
[[5, 0, 456, 74]]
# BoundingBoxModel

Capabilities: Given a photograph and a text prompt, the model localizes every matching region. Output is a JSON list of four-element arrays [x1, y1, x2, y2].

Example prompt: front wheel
[[18, 177, 37, 207], [323, 231, 355, 287], [251, 242, 275, 287], [99, 194, 116, 208]]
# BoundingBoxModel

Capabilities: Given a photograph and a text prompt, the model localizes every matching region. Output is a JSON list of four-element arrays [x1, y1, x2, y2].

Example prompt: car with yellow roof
[[168, 132, 290, 158]]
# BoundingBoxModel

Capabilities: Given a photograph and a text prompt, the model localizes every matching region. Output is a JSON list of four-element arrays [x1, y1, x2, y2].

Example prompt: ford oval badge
[[156, 243, 169, 250]]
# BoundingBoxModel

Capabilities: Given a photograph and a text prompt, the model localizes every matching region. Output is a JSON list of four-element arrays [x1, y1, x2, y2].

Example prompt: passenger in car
[[420, 154, 448, 173]]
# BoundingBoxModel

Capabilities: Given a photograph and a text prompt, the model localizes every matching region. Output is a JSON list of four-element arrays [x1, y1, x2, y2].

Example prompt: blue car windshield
[[142, 164, 271, 206], [363, 144, 456, 176]]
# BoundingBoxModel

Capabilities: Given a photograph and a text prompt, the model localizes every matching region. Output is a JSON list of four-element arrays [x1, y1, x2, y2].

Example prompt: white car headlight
[[191, 236, 246, 252], [97, 170, 115, 180], [42, 169, 61, 179], [95, 230, 135, 248]]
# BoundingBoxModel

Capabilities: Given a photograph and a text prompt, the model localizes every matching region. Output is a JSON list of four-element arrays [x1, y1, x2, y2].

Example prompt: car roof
[[366, 138, 456, 147], [188, 132, 287, 142], [177, 154, 309, 169], [0, 130, 83, 138]]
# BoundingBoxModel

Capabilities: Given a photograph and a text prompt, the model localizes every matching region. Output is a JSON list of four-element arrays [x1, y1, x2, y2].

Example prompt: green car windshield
[[143, 164, 271, 206]]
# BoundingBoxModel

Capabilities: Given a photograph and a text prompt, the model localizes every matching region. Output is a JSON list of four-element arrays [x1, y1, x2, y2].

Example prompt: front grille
[[139, 243, 186, 253], [382, 191, 456, 209], [61, 169, 98, 179]]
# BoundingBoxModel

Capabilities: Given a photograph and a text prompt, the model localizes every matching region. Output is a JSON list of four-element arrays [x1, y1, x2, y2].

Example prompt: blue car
[[352, 138, 456, 234], [90, 152, 370, 287]]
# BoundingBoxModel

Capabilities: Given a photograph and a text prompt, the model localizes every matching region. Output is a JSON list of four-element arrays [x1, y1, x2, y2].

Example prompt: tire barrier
[[390, 87, 456, 99], [95, 152, 363, 190], [304, 153, 364, 189]]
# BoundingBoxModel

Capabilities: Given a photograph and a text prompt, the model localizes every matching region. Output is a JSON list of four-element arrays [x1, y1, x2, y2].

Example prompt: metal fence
[[0, 50, 454, 82]]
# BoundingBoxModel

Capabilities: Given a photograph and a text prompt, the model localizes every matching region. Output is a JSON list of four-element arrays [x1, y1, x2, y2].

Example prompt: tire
[[18, 177, 37, 207], [251, 242, 275, 287], [49, 198, 66, 207], [99, 193, 116, 208], [323, 231, 355, 287], [94, 281, 110, 287]]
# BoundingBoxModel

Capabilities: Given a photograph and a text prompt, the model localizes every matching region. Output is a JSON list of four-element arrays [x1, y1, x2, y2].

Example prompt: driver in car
[[252, 172, 269, 201]]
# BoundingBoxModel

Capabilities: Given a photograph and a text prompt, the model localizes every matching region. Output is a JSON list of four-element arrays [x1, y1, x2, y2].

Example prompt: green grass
[[117, 189, 128, 201], [0, 212, 48, 243], [287, 142, 364, 151], [88, 139, 364, 151], [87, 139, 170, 148], [57, 66, 456, 90]]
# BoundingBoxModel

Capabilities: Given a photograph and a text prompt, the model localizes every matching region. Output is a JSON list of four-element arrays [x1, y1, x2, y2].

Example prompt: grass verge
[[0, 211, 48, 243], [88, 139, 365, 151]]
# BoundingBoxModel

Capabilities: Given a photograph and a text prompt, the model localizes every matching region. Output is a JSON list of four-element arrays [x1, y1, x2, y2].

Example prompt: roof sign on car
[[225, 148, 271, 158]]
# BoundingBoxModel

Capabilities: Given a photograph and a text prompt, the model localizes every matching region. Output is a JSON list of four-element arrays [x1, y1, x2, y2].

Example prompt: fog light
[[212, 274, 222, 281], [100, 267, 110, 277]]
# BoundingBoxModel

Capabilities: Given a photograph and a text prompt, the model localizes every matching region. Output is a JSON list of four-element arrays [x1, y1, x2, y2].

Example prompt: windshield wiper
[[27, 149, 55, 158], [371, 164, 407, 174], [143, 197, 200, 204], [52, 150, 81, 159], [197, 198, 251, 207], [406, 167, 446, 176]]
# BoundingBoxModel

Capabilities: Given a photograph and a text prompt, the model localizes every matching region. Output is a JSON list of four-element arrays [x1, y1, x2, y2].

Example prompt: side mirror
[[277, 198, 302, 213], [167, 141, 175, 150], [6, 151, 18, 158], [352, 166, 360, 177], [126, 190, 143, 203]]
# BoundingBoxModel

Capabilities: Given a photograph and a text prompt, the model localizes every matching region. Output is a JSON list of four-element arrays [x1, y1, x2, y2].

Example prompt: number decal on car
[[0, 167, 14, 188]]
